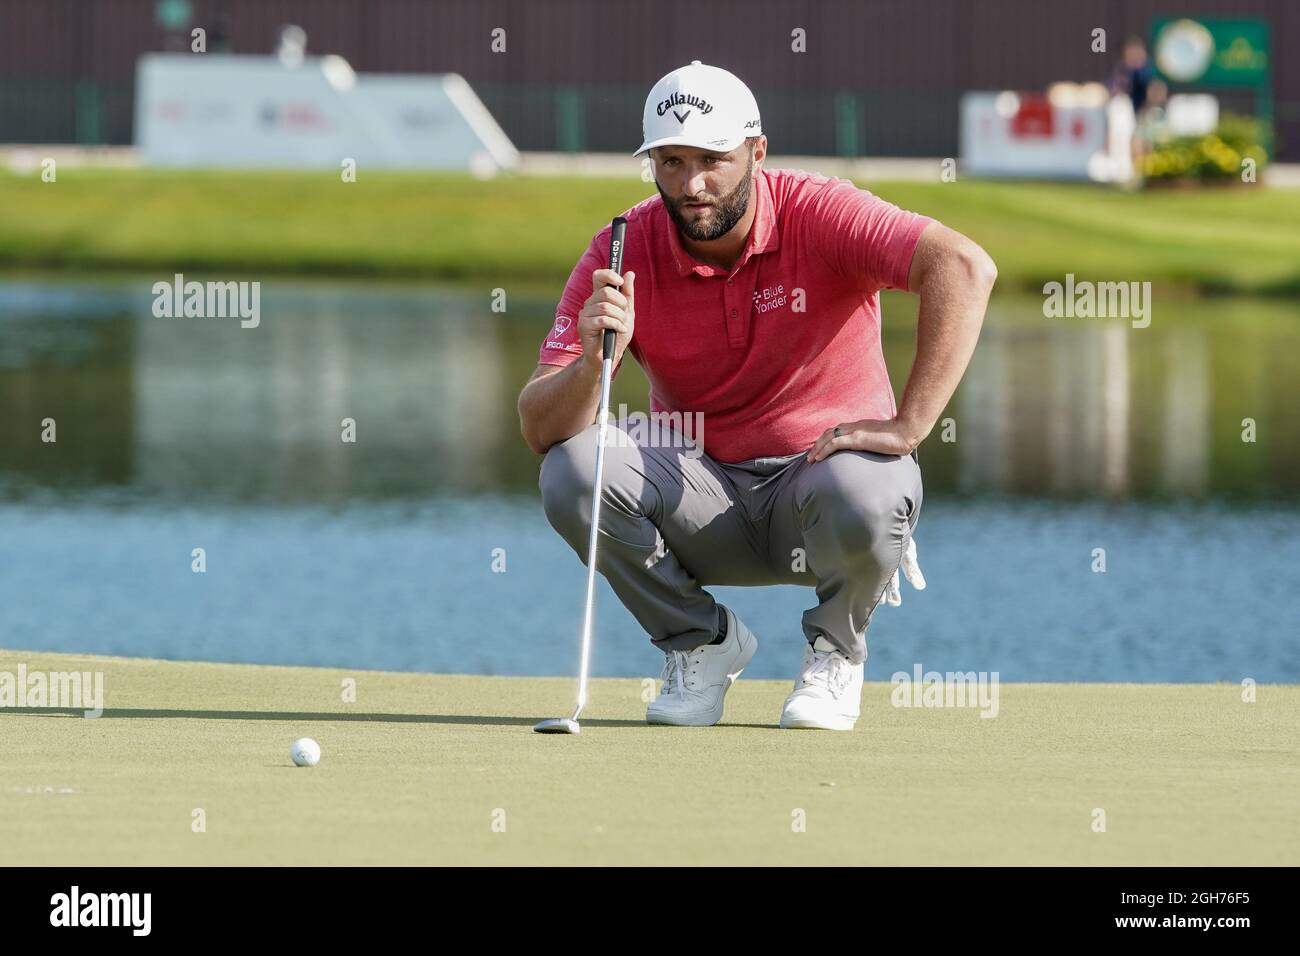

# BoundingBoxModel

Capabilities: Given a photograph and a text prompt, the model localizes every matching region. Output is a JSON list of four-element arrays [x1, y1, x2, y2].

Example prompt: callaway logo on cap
[[634, 60, 762, 156]]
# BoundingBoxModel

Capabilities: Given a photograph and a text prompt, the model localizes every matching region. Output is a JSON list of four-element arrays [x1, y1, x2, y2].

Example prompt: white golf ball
[[290, 737, 321, 767]]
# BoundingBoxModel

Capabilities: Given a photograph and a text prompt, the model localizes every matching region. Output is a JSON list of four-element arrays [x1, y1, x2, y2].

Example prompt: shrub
[[1140, 113, 1270, 183]]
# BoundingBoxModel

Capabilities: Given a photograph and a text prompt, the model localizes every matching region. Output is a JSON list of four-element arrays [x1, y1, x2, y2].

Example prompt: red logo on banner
[[1010, 95, 1053, 138]]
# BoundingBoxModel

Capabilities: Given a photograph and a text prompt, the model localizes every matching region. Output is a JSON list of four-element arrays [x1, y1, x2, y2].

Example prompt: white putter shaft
[[532, 350, 614, 736], [535, 217, 627, 735]]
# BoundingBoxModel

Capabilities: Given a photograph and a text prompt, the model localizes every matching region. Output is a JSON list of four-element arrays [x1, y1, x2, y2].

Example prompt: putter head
[[533, 717, 580, 735]]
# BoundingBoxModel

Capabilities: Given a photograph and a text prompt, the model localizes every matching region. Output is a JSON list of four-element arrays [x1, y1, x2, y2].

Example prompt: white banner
[[135, 53, 518, 173], [961, 91, 1131, 183]]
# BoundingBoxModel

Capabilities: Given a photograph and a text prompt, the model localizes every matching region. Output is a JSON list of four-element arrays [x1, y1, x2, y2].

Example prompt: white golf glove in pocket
[[879, 536, 926, 608]]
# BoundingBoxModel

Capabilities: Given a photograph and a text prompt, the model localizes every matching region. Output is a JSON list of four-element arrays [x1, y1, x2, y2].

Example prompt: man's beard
[[659, 152, 754, 242]]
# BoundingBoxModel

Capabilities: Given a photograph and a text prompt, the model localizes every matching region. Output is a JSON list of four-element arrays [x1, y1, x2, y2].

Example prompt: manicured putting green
[[1, 650, 1295, 865]]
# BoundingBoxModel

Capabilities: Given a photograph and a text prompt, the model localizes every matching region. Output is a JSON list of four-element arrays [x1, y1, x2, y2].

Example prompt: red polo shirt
[[538, 167, 932, 463]]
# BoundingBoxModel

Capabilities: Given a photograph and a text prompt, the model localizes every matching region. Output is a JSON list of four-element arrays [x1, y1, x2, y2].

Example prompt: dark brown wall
[[1, 0, 1294, 157]]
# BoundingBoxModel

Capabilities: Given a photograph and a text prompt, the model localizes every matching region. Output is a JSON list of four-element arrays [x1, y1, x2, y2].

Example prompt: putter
[[534, 216, 629, 735]]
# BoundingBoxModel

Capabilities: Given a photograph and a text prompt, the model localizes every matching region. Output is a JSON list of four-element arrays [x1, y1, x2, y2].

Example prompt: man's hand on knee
[[806, 417, 925, 462]]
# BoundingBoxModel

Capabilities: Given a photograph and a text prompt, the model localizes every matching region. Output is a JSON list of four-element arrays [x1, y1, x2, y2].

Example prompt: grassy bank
[[2, 168, 1298, 295], [1, 649, 1296, 865]]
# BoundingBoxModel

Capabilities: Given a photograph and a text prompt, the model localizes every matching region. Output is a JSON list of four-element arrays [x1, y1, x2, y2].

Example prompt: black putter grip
[[603, 217, 628, 361]]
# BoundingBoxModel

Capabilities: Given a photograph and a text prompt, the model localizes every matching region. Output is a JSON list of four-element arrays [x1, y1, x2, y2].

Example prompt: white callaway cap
[[634, 60, 762, 156]]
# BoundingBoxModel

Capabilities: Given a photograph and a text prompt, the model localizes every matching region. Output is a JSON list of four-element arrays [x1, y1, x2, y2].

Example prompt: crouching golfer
[[518, 62, 995, 730]]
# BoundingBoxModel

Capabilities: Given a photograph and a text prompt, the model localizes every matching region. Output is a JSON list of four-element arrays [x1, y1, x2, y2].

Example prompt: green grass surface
[[2, 650, 1296, 865], [2, 168, 1298, 295]]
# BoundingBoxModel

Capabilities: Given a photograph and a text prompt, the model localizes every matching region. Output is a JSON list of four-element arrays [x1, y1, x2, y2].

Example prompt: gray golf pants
[[538, 422, 922, 665]]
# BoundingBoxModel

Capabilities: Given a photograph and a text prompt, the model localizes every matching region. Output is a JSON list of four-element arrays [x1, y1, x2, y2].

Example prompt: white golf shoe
[[646, 605, 757, 726], [779, 636, 864, 731]]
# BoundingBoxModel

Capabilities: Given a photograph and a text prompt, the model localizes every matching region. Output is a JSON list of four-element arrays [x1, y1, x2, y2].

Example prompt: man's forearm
[[897, 242, 997, 449], [518, 360, 604, 454]]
